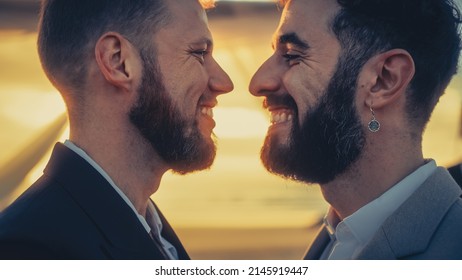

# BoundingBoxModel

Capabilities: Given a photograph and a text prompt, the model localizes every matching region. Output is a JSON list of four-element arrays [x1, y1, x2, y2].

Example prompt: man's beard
[[261, 54, 366, 184], [129, 49, 216, 174]]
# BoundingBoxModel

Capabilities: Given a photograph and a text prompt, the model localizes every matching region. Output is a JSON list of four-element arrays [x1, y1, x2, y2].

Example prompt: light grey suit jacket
[[304, 167, 462, 260]]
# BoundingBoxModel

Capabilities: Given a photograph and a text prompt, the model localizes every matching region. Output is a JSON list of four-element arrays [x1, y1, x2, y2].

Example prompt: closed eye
[[193, 50, 208, 57], [193, 50, 209, 58], [282, 54, 301, 61], [282, 53, 302, 66], [191, 49, 209, 64]]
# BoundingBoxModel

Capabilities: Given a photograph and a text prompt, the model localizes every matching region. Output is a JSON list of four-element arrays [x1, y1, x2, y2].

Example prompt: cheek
[[283, 71, 325, 120], [171, 67, 209, 116]]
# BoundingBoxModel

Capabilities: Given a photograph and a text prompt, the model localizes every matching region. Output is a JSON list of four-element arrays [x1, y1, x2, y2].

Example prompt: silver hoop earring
[[368, 106, 380, 132]]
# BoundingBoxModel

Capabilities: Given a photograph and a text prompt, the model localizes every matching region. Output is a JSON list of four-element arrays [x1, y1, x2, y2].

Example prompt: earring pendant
[[368, 118, 380, 132], [368, 106, 380, 132]]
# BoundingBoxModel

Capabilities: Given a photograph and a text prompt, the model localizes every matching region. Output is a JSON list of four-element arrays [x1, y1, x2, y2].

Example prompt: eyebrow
[[277, 32, 310, 50], [191, 37, 213, 48]]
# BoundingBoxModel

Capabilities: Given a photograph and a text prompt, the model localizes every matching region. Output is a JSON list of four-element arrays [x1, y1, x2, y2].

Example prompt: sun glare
[[214, 107, 268, 139]]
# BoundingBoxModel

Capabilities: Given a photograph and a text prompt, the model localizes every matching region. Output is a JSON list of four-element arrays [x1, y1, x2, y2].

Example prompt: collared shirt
[[321, 160, 437, 260], [64, 140, 178, 259]]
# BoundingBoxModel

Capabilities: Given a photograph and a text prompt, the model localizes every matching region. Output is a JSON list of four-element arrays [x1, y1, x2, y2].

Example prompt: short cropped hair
[[279, 0, 462, 129], [38, 0, 214, 93]]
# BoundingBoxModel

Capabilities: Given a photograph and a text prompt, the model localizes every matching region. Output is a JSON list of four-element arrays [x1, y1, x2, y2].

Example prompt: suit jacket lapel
[[44, 143, 172, 259], [357, 168, 462, 259], [303, 225, 331, 260]]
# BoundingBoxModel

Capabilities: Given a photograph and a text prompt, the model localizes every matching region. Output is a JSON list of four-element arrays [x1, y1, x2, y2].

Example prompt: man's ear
[[95, 32, 140, 91], [360, 49, 415, 108]]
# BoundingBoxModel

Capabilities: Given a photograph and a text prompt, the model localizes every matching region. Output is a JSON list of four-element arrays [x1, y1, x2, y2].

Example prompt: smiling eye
[[194, 50, 208, 56], [282, 53, 301, 64], [192, 50, 209, 61]]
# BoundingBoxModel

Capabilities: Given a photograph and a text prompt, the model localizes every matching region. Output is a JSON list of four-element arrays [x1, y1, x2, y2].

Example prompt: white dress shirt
[[64, 140, 178, 259], [321, 160, 437, 259]]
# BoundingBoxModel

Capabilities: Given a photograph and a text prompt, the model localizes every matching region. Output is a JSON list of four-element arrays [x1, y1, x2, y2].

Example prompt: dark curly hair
[[280, 0, 462, 130], [333, 0, 462, 129]]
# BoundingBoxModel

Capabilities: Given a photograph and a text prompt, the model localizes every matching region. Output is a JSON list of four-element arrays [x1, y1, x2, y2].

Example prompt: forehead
[[274, 0, 340, 45], [161, 0, 211, 39]]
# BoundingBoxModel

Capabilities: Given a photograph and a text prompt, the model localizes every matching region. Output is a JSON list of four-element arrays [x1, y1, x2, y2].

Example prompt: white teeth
[[200, 107, 213, 118], [280, 112, 287, 122], [270, 111, 293, 124], [274, 114, 280, 123]]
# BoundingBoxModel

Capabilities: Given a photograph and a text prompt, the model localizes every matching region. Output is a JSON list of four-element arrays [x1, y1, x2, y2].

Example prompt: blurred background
[[1, 0, 462, 259]]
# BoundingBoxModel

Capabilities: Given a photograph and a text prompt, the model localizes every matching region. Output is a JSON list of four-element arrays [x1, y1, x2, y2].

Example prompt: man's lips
[[198, 98, 217, 119], [197, 102, 216, 131], [263, 95, 297, 110], [264, 96, 297, 125]]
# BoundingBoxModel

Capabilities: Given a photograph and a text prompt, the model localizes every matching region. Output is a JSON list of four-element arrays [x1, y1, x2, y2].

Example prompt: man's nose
[[249, 56, 281, 97], [209, 58, 234, 95]]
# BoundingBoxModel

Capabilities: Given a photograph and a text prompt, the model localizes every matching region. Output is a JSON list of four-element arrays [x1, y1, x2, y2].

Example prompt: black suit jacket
[[0, 143, 189, 260]]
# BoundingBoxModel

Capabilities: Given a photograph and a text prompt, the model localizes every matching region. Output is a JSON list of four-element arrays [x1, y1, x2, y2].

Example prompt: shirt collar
[[324, 207, 341, 238], [146, 201, 163, 238], [324, 160, 437, 245], [146, 199, 179, 259]]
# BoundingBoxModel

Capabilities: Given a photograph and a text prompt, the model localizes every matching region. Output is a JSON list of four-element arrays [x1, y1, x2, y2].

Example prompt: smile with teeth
[[270, 110, 293, 124], [200, 106, 214, 118]]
